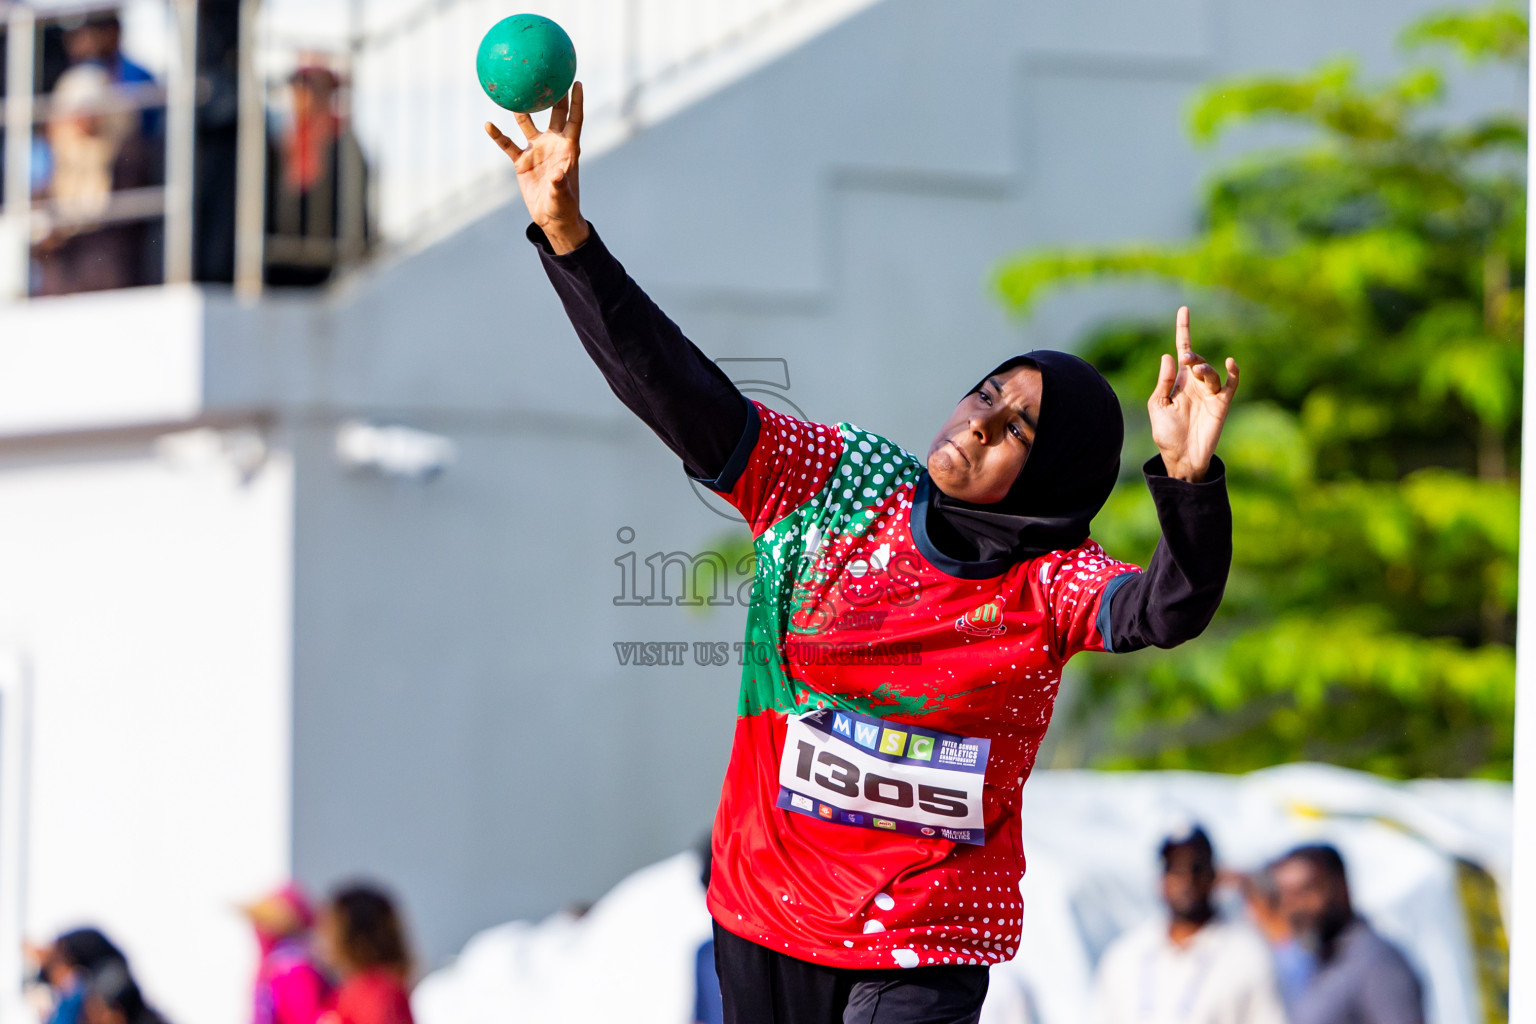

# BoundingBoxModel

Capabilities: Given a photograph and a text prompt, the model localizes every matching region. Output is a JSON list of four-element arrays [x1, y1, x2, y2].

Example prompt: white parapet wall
[[0, 282, 295, 1024], [0, 286, 204, 436], [0, 438, 295, 1024]]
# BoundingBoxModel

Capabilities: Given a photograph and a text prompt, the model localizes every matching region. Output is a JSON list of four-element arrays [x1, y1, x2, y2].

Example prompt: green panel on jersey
[[736, 425, 929, 719]]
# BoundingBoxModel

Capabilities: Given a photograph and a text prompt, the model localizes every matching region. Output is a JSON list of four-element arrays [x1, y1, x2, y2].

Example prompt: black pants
[[713, 922, 989, 1024]]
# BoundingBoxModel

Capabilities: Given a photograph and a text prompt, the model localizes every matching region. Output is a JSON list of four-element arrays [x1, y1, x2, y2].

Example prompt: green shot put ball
[[476, 14, 577, 114]]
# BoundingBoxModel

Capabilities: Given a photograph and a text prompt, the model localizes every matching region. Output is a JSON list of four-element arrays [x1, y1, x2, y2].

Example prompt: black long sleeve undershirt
[[1101, 455, 1232, 652], [530, 222, 1231, 652]]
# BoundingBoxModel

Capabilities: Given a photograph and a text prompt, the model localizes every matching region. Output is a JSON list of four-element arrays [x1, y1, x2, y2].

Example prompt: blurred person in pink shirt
[[242, 884, 330, 1024], [315, 883, 415, 1024]]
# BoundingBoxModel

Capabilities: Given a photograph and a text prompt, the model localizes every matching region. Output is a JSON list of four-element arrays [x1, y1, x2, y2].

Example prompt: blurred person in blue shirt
[[1241, 865, 1318, 1016], [62, 12, 153, 86], [61, 11, 161, 138], [29, 928, 128, 1024], [693, 838, 724, 1024]]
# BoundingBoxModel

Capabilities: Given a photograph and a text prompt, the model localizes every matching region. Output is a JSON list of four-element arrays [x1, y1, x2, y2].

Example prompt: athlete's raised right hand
[[485, 81, 588, 254]]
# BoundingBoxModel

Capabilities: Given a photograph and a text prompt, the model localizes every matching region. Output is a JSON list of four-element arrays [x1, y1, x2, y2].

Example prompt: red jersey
[[329, 970, 413, 1024], [706, 403, 1138, 969]]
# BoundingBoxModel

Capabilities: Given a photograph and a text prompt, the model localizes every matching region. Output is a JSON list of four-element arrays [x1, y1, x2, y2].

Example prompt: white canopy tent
[[413, 764, 1511, 1024]]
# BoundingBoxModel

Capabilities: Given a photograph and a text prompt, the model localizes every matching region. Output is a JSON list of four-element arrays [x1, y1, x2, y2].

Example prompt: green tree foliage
[[994, 5, 1526, 778]]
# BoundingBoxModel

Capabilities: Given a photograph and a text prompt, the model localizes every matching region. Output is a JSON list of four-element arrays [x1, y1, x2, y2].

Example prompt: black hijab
[[924, 350, 1123, 565]]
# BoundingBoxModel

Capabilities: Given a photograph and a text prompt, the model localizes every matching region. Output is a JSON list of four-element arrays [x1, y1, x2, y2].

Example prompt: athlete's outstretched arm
[[1103, 307, 1239, 653], [486, 85, 751, 482]]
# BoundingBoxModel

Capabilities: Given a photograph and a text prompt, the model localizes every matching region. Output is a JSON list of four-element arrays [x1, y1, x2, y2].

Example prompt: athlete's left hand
[[1147, 306, 1239, 483]]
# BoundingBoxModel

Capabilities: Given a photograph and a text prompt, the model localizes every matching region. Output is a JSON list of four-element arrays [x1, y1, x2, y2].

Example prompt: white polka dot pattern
[[716, 402, 848, 536]]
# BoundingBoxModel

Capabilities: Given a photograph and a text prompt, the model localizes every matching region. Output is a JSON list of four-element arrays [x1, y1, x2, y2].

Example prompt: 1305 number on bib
[[775, 708, 989, 844]]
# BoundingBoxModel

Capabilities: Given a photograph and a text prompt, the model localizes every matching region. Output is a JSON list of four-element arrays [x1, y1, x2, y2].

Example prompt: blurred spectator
[[1272, 845, 1425, 1024], [1090, 825, 1287, 1024], [693, 841, 722, 1024], [28, 928, 128, 1024], [61, 12, 153, 90], [315, 882, 415, 1024], [243, 883, 330, 1024], [61, 10, 162, 142], [1241, 866, 1317, 1016], [265, 65, 370, 287], [694, 941, 723, 1024], [35, 63, 163, 295], [80, 959, 171, 1024]]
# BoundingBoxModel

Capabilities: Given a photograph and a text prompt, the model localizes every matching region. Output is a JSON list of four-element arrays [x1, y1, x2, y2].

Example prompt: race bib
[[776, 708, 990, 845]]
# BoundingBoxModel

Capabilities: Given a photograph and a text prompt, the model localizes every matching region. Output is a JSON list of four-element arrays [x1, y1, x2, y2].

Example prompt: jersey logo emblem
[[956, 600, 1007, 638]]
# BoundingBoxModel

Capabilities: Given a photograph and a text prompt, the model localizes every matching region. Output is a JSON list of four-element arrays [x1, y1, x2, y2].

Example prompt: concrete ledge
[[0, 286, 204, 436]]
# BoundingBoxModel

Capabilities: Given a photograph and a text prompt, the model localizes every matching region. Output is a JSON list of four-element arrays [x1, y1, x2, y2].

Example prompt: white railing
[[0, 0, 879, 302], [0, 0, 198, 300], [260, 0, 882, 257]]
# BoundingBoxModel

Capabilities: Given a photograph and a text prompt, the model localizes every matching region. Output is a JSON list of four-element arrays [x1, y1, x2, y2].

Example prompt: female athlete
[[487, 83, 1239, 1024]]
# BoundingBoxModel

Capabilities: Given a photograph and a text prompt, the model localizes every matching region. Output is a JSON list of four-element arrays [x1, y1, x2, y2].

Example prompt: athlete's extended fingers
[[1223, 357, 1241, 397], [563, 81, 584, 141], [1151, 352, 1178, 406], [548, 92, 569, 134], [484, 121, 524, 158], [1190, 360, 1222, 393], [513, 111, 540, 142], [568, 80, 583, 141], [1175, 306, 1193, 363]]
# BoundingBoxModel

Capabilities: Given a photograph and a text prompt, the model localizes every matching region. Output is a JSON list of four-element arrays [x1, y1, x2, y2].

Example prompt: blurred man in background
[[61, 10, 162, 140], [61, 12, 153, 88], [243, 884, 330, 1024], [1272, 845, 1424, 1024], [265, 65, 370, 287], [1091, 825, 1286, 1024]]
